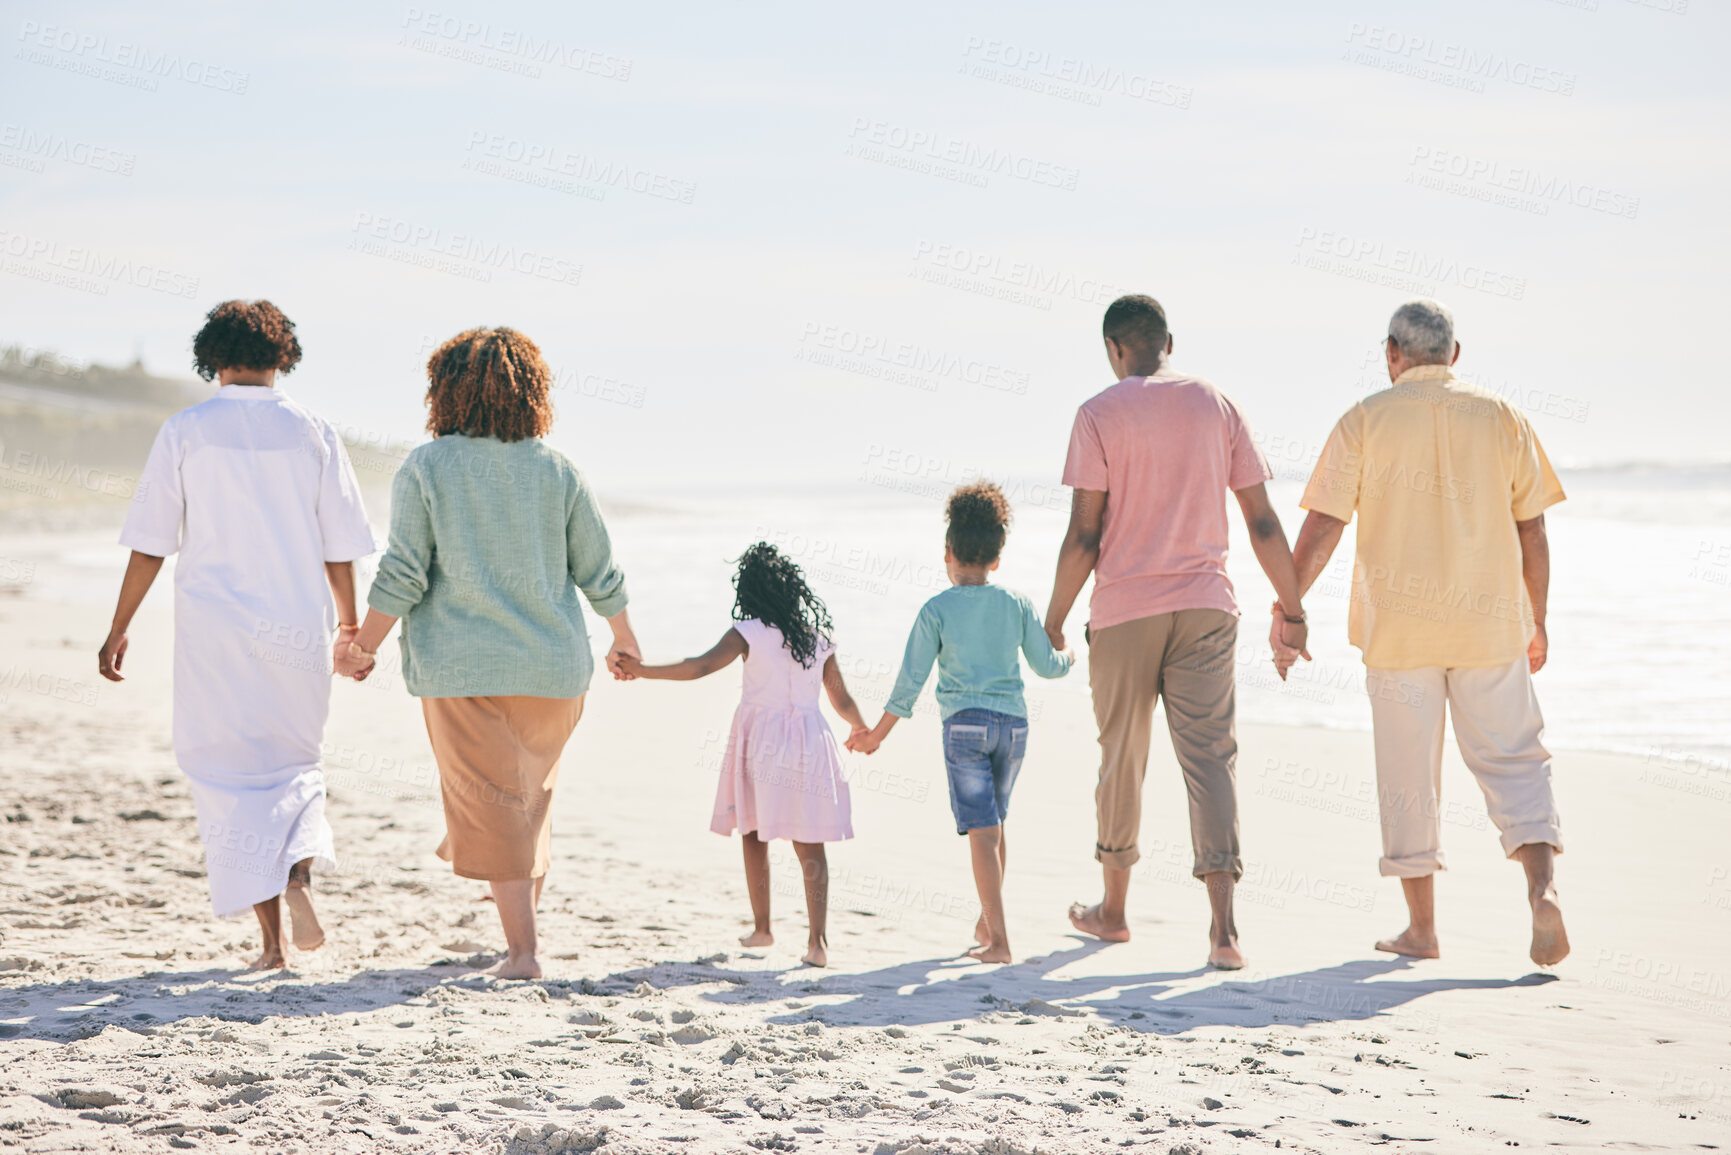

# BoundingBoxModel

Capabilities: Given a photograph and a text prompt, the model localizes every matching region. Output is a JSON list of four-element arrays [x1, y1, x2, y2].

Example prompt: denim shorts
[[942, 708, 1028, 834]]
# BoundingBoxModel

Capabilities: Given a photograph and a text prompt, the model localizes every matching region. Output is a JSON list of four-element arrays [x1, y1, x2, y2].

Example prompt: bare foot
[[486, 953, 542, 980], [247, 948, 285, 970], [1208, 942, 1245, 970], [1530, 891, 1570, 967], [284, 883, 325, 951], [966, 942, 1012, 964], [973, 916, 990, 947], [1068, 902, 1130, 943], [1375, 927, 1440, 958], [739, 929, 774, 948], [801, 943, 827, 968]]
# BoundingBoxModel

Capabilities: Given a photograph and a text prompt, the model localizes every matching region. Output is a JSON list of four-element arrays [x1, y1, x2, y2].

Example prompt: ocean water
[[598, 466, 1731, 773], [8, 465, 1727, 773]]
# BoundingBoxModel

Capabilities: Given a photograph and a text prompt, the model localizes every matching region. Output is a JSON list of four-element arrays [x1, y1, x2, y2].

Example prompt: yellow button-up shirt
[[1301, 364, 1565, 670]]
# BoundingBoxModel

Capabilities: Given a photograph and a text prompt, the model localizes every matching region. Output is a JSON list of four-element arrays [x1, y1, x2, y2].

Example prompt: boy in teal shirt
[[850, 482, 1072, 962]]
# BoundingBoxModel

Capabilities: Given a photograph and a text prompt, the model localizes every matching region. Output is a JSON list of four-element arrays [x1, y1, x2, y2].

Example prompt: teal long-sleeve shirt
[[366, 434, 628, 698], [885, 583, 1072, 721]]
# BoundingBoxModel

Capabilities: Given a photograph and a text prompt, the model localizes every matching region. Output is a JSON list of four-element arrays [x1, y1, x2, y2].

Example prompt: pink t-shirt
[[1062, 372, 1272, 630]]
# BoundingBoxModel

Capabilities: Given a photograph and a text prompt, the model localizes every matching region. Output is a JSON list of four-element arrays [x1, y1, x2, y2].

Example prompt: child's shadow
[[603, 939, 1556, 1035]]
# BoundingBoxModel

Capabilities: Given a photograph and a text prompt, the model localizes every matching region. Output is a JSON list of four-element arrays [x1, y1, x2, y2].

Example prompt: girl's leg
[[791, 841, 828, 967], [249, 897, 285, 969], [966, 825, 1011, 963], [488, 878, 541, 979], [283, 857, 324, 951], [739, 832, 773, 947]]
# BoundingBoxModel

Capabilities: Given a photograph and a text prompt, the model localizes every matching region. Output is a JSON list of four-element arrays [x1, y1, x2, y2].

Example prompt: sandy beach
[[2, 559, 1728, 1155]]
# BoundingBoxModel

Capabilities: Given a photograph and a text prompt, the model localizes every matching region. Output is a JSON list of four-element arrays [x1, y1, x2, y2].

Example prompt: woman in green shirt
[[337, 327, 639, 979]]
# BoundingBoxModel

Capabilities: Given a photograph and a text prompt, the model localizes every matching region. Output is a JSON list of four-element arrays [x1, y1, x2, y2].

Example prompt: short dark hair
[[425, 327, 554, 442], [191, 300, 302, 380], [1102, 294, 1169, 354], [945, 481, 1012, 567]]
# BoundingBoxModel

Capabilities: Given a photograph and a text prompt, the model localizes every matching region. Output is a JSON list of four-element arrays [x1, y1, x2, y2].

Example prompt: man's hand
[[1269, 605, 1311, 681], [97, 628, 128, 682], [331, 625, 360, 681], [1527, 622, 1548, 674], [1044, 622, 1065, 652], [846, 726, 878, 755], [333, 640, 376, 680]]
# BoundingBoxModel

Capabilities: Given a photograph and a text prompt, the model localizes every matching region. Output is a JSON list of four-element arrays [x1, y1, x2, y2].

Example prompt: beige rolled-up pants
[[1366, 657, 1562, 877], [1088, 609, 1241, 879]]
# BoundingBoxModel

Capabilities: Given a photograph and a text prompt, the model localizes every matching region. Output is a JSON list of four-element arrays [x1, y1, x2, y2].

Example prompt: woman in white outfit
[[99, 300, 376, 969]]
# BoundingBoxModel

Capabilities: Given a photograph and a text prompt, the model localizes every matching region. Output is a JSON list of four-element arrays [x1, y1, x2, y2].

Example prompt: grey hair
[[1387, 299, 1455, 364]]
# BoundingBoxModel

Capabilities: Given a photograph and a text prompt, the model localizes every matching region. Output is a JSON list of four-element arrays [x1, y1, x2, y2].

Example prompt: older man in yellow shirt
[[1289, 299, 1568, 967]]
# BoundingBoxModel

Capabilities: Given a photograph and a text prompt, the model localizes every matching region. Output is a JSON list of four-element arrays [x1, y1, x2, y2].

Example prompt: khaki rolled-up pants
[[423, 694, 585, 881], [1088, 609, 1240, 879], [1367, 657, 1562, 877]]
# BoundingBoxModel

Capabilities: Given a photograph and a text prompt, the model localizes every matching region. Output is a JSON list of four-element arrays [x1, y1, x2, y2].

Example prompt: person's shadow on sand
[[2, 946, 1559, 1042], [601, 939, 1559, 1035], [0, 963, 489, 1042]]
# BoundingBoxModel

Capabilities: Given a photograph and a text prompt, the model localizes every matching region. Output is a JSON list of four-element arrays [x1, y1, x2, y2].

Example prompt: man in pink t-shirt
[[1045, 295, 1310, 969]]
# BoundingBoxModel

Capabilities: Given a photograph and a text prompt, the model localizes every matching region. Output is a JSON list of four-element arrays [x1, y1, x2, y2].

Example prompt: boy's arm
[[1020, 596, 1073, 678], [98, 551, 165, 682], [850, 710, 900, 754], [622, 628, 746, 681], [855, 609, 939, 754], [883, 606, 940, 720], [1045, 488, 1105, 651]]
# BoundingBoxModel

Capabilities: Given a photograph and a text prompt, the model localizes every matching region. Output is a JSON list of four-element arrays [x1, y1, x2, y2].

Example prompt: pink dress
[[710, 619, 853, 843]]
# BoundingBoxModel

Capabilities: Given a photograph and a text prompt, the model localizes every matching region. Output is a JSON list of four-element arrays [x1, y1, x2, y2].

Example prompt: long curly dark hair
[[732, 542, 833, 668]]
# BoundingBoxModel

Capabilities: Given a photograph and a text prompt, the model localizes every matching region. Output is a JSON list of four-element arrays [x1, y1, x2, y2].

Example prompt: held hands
[[1269, 603, 1312, 682], [605, 615, 641, 681], [332, 626, 376, 681], [846, 724, 881, 755]]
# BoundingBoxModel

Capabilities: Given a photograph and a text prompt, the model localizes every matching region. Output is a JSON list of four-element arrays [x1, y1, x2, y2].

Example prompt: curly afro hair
[[191, 300, 302, 381], [425, 327, 554, 442], [945, 481, 1012, 567], [732, 542, 834, 668]]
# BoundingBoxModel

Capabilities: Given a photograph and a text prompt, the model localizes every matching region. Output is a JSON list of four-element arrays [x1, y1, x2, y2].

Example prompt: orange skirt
[[421, 695, 584, 880]]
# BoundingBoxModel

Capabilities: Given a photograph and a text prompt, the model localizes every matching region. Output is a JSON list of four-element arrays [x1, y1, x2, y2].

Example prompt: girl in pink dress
[[619, 543, 867, 966]]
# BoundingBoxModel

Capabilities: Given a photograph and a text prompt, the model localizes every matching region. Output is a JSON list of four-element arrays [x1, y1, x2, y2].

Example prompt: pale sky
[[2, 0, 1725, 489]]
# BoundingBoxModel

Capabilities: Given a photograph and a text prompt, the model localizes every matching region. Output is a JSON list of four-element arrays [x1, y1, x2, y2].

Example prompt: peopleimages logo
[[1343, 22, 1576, 96], [14, 20, 250, 94], [846, 118, 1080, 191], [0, 123, 136, 176], [348, 212, 582, 288], [398, 8, 631, 81], [1293, 227, 1527, 301], [0, 227, 201, 299], [462, 131, 696, 204], [958, 36, 1193, 110], [1407, 146, 1639, 220]]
